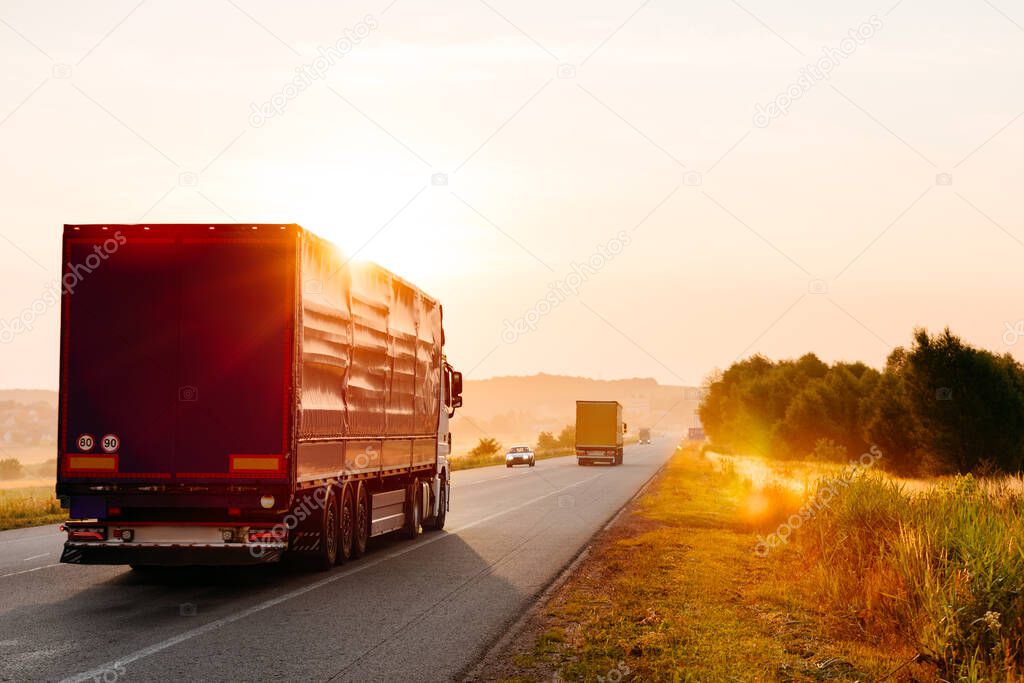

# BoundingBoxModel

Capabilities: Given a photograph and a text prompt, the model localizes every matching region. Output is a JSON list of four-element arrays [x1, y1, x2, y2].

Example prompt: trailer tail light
[[248, 528, 287, 544], [67, 527, 107, 542], [228, 507, 241, 517], [107, 506, 121, 517]]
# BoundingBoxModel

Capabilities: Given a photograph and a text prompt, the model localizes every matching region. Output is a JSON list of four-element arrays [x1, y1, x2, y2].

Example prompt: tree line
[[698, 328, 1024, 475]]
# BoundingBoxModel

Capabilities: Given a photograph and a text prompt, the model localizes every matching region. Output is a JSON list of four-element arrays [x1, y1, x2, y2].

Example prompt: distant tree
[[776, 363, 880, 459], [862, 349, 925, 474], [468, 438, 502, 459], [898, 328, 1024, 473], [0, 458, 24, 480], [536, 431, 558, 451], [556, 425, 575, 448]]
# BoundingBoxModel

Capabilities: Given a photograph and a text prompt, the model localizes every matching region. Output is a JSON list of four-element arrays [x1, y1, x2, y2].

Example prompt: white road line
[[22, 553, 49, 562], [61, 474, 602, 683], [0, 531, 61, 546], [1, 563, 64, 579]]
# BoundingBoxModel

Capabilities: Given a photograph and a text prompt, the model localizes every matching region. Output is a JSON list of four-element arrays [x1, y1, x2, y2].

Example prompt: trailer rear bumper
[[60, 541, 286, 566], [576, 449, 620, 465]]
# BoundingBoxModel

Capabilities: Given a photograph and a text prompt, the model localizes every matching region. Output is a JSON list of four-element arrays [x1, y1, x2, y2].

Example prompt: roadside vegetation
[[451, 426, 577, 471], [699, 326, 1024, 475], [496, 444, 929, 681], [498, 443, 1024, 681], [0, 486, 63, 531]]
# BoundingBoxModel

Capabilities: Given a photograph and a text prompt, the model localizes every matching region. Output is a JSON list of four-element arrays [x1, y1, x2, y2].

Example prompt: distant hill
[[456, 373, 702, 452], [0, 390, 58, 407], [0, 379, 702, 456]]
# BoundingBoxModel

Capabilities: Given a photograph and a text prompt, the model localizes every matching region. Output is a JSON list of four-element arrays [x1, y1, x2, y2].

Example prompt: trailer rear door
[[59, 227, 294, 485]]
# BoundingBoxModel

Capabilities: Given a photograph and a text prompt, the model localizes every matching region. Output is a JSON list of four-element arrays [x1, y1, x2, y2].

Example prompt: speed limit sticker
[[100, 434, 120, 453], [76, 434, 95, 452]]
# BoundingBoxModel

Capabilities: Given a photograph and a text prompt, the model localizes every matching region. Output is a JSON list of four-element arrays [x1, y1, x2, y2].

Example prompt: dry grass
[[491, 444, 930, 682], [0, 486, 63, 531]]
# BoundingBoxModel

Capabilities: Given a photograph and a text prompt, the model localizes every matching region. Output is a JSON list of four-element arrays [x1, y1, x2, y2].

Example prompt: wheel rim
[[325, 505, 338, 561], [341, 498, 353, 557], [357, 498, 368, 548]]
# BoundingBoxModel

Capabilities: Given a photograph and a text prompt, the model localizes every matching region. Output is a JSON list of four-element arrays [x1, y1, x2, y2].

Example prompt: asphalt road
[[0, 437, 676, 682]]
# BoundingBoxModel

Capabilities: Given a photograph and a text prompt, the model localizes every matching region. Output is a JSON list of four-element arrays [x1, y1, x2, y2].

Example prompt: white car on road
[[505, 445, 535, 468]]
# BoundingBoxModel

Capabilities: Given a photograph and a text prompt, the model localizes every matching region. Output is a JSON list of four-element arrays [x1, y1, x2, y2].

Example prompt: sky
[[1, 0, 1023, 389]]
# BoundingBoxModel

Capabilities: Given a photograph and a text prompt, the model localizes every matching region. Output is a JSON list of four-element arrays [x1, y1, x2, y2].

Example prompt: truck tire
[[313, 490, 339, 571], [353, 482, 370, 558], [403, 481, 422, 540], [425, 476, 447, 531], [337, 484, 355, 564]]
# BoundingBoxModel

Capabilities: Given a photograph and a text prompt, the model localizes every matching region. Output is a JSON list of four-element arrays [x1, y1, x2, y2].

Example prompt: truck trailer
[[56, 224, 463, 570], [575, 400, 624, 466]]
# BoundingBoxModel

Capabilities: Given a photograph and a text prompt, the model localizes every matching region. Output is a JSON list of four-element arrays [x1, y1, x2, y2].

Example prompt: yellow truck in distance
[[576, 400, 625, 466]]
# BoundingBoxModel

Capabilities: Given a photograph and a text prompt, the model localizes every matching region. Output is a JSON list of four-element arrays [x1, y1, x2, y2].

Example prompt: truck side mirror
[[452, 371, 463, 399], [453, 395, 463, 409], [623, 422, 628, 433]]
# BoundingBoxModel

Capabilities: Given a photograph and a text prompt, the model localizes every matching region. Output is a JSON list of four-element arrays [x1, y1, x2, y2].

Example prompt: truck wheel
[[337, 485, 355, 564], [314, 491, 339, 571], [353, 482, 370, 558], [425, 477, 447, 531], [403, 482, 422, 540]]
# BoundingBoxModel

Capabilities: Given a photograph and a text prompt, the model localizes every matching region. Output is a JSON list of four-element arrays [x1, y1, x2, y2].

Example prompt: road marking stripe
[[61, 474, 601, 683], [0, 531, 62, 546], [1, 563, 64, 579], [22, 553, 49, 562]]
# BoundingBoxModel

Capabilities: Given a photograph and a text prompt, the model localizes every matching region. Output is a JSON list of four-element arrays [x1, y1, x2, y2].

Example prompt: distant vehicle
[[688, 427, 705, 441], [576, 401, 625, 466], [505, 445, 535, 468], [56, 224, 463, 570], [638, 427, 651, 445]]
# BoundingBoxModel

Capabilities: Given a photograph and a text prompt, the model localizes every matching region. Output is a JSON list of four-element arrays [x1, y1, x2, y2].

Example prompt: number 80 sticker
[[101, 434, 120, 453], [77, 434, 95, 452]]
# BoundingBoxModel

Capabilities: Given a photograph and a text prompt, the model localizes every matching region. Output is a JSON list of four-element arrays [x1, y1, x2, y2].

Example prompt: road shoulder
[[479, 444, 931, 682]]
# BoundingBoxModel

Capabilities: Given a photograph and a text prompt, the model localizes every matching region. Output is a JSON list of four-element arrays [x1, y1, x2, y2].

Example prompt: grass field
[[0, 486, 63, 531], [494, 444, 939, 681]]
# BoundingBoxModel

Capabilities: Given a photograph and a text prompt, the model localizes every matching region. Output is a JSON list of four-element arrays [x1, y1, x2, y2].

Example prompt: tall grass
[[798, 472, 1024, 680], [0, 486, 63, 530]]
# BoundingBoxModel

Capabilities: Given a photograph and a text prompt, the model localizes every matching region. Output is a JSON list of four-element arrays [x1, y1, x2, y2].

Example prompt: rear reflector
[[230, 455, 284, 473], [67, 527, 106, 541], [248, 528, 287, 543], [66, 455, 118, 472]]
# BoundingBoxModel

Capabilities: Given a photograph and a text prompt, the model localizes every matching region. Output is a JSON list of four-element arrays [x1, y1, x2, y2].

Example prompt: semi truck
[[638, 427, 651, 445], [56, 224, 463, 570], [575, 400, 625, 466]]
